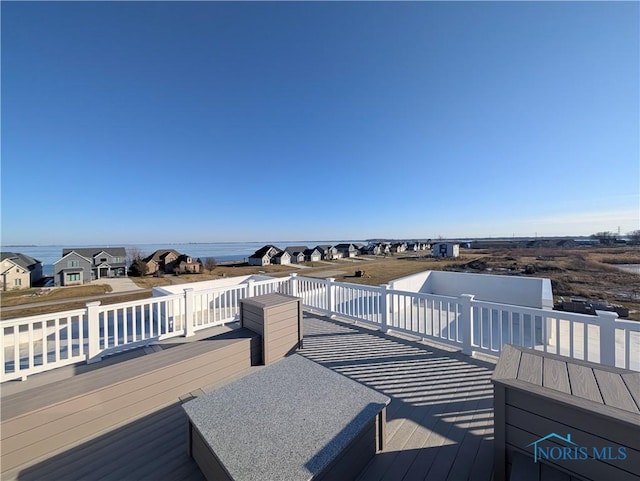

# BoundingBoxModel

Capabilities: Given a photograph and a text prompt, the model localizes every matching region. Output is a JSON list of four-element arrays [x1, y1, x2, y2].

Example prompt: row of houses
[[248, 241, 438, 266], [54, 247, 203, 285], [1, 240, 459, 289]]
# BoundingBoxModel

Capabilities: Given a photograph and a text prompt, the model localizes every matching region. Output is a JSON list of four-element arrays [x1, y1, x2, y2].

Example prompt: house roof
[[176, 254, 198, 263], [143, 249, 181, 263], [273, 251, 290, 258], [62, 247, 127, 258], [334, 243, 355, 249], [250, 245, 280, 258], [0, 252, 41, 270], [304, 248, 320, 256], [284, 246, 308, 255]]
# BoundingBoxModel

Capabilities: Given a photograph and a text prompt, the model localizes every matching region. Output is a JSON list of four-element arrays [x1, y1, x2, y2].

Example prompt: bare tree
[[204, 257, 217, 274], [126, 247, 147, 277], [127, 247, 146, 266], [627, 230, 640, 245]]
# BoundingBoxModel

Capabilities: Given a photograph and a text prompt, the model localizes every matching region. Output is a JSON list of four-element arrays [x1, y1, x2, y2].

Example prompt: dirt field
[[2, 246, 638, 320]]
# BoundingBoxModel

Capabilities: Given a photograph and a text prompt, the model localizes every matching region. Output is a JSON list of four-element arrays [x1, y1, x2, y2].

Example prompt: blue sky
[[2, 1, 638, 245]]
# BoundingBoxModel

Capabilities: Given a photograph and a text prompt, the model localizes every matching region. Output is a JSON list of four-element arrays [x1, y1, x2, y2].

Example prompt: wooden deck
[[301, 316, 496, 481], [0, 314, 496, 481]]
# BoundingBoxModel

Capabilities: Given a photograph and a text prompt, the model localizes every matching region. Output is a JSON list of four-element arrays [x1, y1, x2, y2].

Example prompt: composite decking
[[1, 314, 496, 481]]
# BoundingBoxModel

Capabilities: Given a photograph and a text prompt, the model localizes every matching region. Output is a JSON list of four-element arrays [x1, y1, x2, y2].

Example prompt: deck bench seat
[[1, 328, 261, 478], [492, 344, 640, 481], [183, 353, 390, 481]]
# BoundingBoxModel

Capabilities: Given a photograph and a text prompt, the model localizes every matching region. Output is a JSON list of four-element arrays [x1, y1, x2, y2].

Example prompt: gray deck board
[[518, 352, 543, 385], [593, 369, 640, 413], [622, 372, 640, 410], [543, 358, 570, 393], [1, 315, 495, 481], [567, 363, 604, 404]]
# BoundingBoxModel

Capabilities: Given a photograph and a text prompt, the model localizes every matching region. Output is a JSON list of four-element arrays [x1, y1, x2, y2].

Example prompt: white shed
[[432, 243, 460, 258]]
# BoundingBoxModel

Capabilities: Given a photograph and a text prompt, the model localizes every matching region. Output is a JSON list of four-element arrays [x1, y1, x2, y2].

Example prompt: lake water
[[2, 241, 365, 276]]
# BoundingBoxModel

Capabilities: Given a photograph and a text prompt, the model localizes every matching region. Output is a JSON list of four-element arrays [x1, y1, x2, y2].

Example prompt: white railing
[[3, 273, 639, 381], [1, 308, 88, 382]]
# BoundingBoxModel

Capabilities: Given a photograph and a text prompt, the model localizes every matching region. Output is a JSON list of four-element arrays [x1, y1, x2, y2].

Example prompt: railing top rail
[[470, 299, 604, 324], [0, 308, 87, 327], [614, 319, 640, 331], [332, 281, 381, 293], [251, 277, 292, 287], [189, 283, 249, 296], [386, 288, 459, 301], [294, 276, 328, 284], [97, 293, 184, 311]]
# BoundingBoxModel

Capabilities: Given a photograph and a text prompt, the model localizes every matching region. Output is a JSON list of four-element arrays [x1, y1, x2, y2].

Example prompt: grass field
[[1, 284, 113, 308], [1, 246, 638, 320]]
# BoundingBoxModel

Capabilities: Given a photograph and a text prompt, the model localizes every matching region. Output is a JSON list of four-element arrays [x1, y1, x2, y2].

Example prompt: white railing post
[[380, 284, 389, 333], [326, 278, 335, 316], [86, 301, 102, 364], [290, 273, 299, 297], [246, 279, 255, 298], [459, 294, 475, 356], [184, 288, 195, 337], [597, 310, 618, 367]]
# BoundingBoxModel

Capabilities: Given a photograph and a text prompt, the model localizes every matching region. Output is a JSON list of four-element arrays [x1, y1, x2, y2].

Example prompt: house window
[[68, 260, 79, 267], [67, 273, 80, 282], [14, 279, 21, 286], [100, 258, 107, 263]]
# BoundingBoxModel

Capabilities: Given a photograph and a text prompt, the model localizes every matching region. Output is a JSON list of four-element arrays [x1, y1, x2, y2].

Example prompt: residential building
[[272, 251, 291, 265], [0, 253, 43, 290], [284, 246, 307, 263], [248, 245, 281, 266], [315, 245, 342, 260], [141, 249, 181, 275], [334, 243, 358, 258], [174, 255, 201, 274], [390, 242, 407, 253], [304, 248, 322, 262], [432, 242, 460, 258], [53, 247, 127, 287]]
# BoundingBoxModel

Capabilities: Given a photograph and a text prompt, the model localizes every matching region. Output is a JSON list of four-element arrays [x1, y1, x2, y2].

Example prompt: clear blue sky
[[2, 1, 638, 244]]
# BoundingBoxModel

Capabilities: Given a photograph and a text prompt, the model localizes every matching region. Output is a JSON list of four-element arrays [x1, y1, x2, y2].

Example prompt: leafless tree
[[204, 257, 217, 274]]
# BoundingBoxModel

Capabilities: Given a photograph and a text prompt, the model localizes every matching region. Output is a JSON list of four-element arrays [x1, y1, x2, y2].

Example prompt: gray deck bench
[[492, 344, 640, 481], [1, 328, 261, 478], [183, 354, 390, 481]]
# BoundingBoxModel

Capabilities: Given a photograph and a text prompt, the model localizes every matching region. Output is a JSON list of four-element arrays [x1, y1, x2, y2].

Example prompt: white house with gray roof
[[284, 246, 307, 263]]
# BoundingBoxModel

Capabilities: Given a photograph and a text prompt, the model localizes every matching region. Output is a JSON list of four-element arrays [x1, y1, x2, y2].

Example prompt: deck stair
[[0, 327, 261, 480]]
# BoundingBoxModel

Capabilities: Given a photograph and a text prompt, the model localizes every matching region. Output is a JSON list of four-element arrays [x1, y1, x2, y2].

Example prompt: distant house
[[54, 247, 127, 287], [304, 248, 322, 262], [174, 255, 201, 274], [432, 242, 460, 258], [272, 251, 291, 265], [284, 246, 307, 263], [390, 242, 407, 253], [1, 252, 43, 290], [315, 245, 342, 260], [334, 243, 358, 258], [142, 249, 181, 275], [248, 245, 281, 266]]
